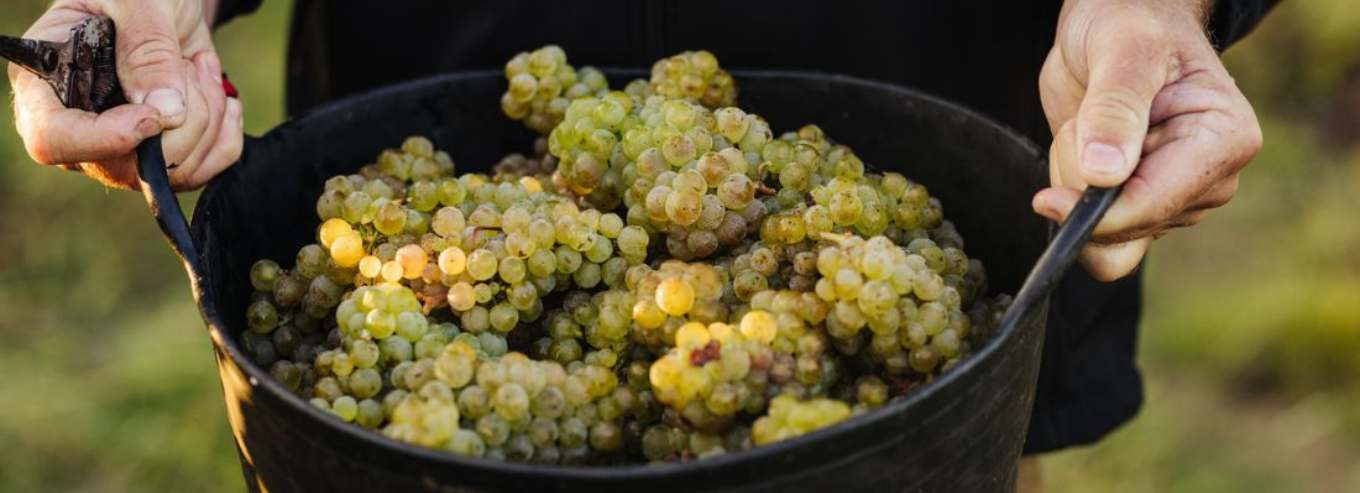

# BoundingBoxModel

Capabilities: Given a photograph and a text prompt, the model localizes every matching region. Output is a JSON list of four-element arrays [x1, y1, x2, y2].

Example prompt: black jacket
[[219, 0, 1280, 453]]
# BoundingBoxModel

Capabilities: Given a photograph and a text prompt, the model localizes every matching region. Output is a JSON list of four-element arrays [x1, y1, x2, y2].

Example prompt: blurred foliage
[[0, 0, 1356, 492]]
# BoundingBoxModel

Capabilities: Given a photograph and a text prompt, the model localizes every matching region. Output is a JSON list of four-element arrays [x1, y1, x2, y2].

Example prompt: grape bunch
[[649, 50, 738, 109], [502, 45, 610, 134], [810, 233, 978, 375], [751, 395, 852, 446], [648, 317, 773, 419], [243, 46, 1018, 467], [623, 260, 726, 347], [382, 350, 631, 463]]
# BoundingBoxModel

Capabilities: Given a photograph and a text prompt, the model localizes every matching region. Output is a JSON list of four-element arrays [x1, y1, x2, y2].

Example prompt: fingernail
[[227, 98, 243, 126], [146, 88, 185, 119], [136, 118, 163, 138], [1082, 142, 1125, 175]]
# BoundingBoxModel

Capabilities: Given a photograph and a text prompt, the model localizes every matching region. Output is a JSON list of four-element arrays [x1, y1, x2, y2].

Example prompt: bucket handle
[[1004, 186, 1121, 327], [135, 136, 208, 295]]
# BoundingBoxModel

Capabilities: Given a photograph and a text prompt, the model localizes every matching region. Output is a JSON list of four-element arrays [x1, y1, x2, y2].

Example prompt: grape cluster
[[811, 233, 977, 375], [491, 144, 556, 183], [618, 100, 773, 260], [503, 45, 610, 135], [744, 292, 837, 391], [244, 46, 1018, 467], [648, 317, 772, 419], [381, 350, 632, 463], [649, 50, 738, 109], [751, 395, 852, 446], [624, 260, 726, 347], [540, 53, 771, 259]]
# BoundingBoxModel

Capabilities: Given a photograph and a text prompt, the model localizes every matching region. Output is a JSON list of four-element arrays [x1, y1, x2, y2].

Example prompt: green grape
[[458, 385, 491, 420], [490, 303, 520, 332], [665, 191, 703, 226], [379, 336, 414, 366], [477, 414, 512, 447], [316, 190, 344, 220], [375, 201, 408, 235], [616, 226, 650, 257], [332, 395, 365, 425], [494, 383, 531, 422], [462, 306, 491, 333], [829, 192, 863, 226], [250, 260, 281, 292], [247, 300, 279, 334], [432, 207, 465, 237], [349, 368, 383, 399], [341, 191, 373, 224], [499, 256, 527, 284], [296, 244, 329, 279], [467, 249, 498, 281], [356, 399, 384, 429], [554, 246, 583, 274]]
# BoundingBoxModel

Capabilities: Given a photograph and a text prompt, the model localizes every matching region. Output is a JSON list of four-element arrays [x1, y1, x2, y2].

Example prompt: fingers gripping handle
[[1003, 186, 1121, 328], [2, 16, 231, 289], [137, 136, 207, 290]]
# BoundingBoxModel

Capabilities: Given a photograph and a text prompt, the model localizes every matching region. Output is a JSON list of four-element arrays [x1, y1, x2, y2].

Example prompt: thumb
[[106, 0, 188, 129], [1074, 39, 1168, 188]]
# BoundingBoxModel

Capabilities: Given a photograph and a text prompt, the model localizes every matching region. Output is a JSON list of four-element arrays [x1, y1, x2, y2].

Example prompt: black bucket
[[142, 70, 1053, 493]]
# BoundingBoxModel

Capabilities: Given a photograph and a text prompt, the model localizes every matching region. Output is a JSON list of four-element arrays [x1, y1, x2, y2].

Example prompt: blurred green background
[[1, 1, 1357, 491]]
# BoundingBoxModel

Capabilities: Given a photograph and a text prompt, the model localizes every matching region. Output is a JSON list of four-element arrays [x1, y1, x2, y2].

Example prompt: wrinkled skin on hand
[[7, 0, 241, 191], [1036, 0, 1263, 281]]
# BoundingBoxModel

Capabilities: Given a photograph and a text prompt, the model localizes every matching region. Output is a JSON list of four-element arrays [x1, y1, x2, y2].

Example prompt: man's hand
[[1037, 0, 1263, 281], [8, 0, 241, 191]]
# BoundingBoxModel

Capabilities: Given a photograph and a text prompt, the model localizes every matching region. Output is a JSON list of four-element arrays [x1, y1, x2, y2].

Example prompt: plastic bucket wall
[[189, 71, 1049, 493]]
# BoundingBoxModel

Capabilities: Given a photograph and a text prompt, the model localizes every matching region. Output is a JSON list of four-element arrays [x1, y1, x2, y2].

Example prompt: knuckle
[[24, 127, 60, 165], [1084, 87, 1147, 130], [123, 33, 182, 76], [1240, 117, 1264, 160], [1116, 12, 1166, 40], [1168, 212, 1205, 229], [1039, 50, 1066, 91], [25, 141, 57, 165], [1199, 194, 1231, 211], [1200, 179, 1239, 210], [1202, 179, 1245, 209], [110, 131, 140, 154]]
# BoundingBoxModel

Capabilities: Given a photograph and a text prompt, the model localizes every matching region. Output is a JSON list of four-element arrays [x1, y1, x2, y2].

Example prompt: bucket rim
[[192, 68, 1045, 479]]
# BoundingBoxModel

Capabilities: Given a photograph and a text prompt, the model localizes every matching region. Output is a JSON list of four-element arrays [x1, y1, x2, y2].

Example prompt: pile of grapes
[[239, 46, 1013, 465]]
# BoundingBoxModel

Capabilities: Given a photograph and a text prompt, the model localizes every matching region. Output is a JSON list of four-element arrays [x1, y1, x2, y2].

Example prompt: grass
[[0, 1, 1356, 491]]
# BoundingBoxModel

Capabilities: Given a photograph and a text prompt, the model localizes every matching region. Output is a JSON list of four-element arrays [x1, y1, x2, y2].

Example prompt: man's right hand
[[8, 0, 242, 191]]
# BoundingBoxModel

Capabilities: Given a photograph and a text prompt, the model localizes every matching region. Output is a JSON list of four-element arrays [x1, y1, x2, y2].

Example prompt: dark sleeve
[[214, 0, 265, 27], [1207, 0, 1284, 50]]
